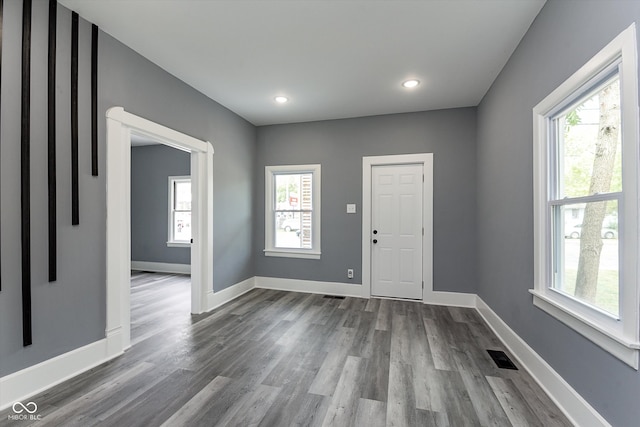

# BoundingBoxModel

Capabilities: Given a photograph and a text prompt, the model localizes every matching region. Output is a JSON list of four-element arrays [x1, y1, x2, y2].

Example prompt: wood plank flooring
[[0, 273, 572, 426]]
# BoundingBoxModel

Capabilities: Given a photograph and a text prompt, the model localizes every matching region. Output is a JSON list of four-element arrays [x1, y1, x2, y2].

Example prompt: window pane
[[175, 181, 191, 211], [276, 212, 301, 248], [554, 200, 619, 316], [275, 212, 312, 249], [275, 173, 313, 210], [556, 77, 622, 199], [174, 211, 191, 241]]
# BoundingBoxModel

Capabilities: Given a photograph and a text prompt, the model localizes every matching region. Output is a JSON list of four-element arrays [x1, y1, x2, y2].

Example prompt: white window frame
[[532, 24, 640, 368], [264, 164, 321, 259], [167, 175, 192, 247]]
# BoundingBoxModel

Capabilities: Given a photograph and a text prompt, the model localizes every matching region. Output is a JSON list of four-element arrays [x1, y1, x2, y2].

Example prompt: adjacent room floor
[[129, 271, 191, 346], [0, 272, 571, 426]]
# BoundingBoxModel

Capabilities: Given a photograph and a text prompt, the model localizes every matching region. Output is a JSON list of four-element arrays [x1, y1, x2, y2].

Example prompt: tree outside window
[[553, 76, 621, 316]]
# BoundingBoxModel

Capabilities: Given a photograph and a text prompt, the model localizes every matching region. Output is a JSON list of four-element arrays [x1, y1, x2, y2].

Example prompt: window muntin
[[265, 165, 321, 259], [532, 24, 639, 368], [169, 176, 191, 244]]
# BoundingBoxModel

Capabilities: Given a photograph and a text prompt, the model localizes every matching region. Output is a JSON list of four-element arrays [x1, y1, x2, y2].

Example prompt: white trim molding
[[167, 242, 190, 248], [263, 249, 321, 260], [131, 261, 191, 275], [264, 164, 321, 259], [0, 334, 123, 411], [423, 290, 476, 308], [207, 277, 256, 312], [255, 276, 368, 298], [476, 297, 611, 427], [362, 153, 434, 301], [106, 107, 214, 352]]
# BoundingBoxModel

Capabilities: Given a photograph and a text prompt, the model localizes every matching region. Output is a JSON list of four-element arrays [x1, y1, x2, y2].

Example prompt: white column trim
[[105, 106, 213, 353]]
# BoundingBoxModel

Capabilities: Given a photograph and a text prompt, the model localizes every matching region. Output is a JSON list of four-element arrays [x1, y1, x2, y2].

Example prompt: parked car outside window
[[564, 224, 617, 239], [281, 218, 300, 232]]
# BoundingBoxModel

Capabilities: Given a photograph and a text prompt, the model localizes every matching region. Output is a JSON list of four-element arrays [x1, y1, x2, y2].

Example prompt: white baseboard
[[207, 277, 256, 312], [255, 276, 368, 298], [475, 296, 610, 427], [0, 331, 123, 411], [423, 290, 476, 307], [130, 261, 190, 275]]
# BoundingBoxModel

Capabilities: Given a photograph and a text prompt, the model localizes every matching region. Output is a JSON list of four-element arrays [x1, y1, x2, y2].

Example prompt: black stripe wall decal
[[0, 0, 4, 292], [48, 0, 57, 281], [71, 12, 79, 225], [91, 24, 97, 177], [21, 0, 33, 347]]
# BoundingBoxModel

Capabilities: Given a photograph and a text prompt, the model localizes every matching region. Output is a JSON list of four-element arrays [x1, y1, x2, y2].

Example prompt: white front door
[[371, 163, 423, 299]]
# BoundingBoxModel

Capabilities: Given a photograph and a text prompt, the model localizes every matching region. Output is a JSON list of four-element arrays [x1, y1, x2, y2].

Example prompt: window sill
[[167, 241, 190, 248], [264, 249, 321, 260], [529, 289, 640, 368]]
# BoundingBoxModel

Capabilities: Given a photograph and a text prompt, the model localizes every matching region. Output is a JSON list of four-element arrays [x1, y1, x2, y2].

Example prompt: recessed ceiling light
[[274, 96, 289, 103], [402, 79, 420, 88]]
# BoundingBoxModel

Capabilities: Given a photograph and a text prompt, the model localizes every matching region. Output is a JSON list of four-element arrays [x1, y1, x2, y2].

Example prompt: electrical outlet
[[347, 269, 354, 279]]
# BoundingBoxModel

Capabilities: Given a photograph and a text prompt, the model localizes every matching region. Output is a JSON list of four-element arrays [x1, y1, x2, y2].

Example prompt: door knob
[[373, 230, 378, 234], [373, 239, 378, 244]]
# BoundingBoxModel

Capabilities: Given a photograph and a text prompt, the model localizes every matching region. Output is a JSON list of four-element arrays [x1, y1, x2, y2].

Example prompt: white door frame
[[362, 153, 433, 302], [105, 107, 214, 351]]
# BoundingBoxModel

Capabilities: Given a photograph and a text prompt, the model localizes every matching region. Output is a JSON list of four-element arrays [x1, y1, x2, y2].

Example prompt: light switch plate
[[347, 204, 357, 214]]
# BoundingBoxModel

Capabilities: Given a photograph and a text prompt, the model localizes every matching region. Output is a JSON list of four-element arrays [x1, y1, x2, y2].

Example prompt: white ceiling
[[58, 0, 545, 126]]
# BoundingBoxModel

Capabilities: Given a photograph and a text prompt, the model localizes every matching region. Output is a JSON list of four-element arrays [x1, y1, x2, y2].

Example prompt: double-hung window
[[265, 164, 321, 259], [532, 25, 640, 367], [168, 176, 191, 247]]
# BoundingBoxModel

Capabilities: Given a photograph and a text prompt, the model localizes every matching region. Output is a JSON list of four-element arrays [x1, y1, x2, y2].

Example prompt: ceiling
[[58, 0, 546, 126]]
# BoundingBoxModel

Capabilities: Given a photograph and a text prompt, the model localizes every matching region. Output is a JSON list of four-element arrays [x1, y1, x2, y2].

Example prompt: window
[[532, 25, 640, 368], [168, 176, 191, 247], [265, 164, 321, 259]]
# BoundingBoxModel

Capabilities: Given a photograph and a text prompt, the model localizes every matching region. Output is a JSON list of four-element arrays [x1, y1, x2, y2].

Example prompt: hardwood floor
[[130, 271, 191, 346], [1, 273, 572, 426]]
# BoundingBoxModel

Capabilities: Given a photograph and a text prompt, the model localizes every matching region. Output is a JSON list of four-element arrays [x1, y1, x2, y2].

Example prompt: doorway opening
[[129, 138, 193, 345], [362, 153, 433, 302], [105, 107, 214, 352]]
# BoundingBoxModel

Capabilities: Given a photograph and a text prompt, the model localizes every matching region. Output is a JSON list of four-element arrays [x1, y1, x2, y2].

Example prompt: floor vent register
[[487, 349, 518, 370]]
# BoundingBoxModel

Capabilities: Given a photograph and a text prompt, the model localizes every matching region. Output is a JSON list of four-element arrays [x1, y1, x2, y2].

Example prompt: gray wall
[[0, 0, 255, 376], [131, 145, 191, 265], [476, 1, 640, 426], [255, 109, 477, 293]]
